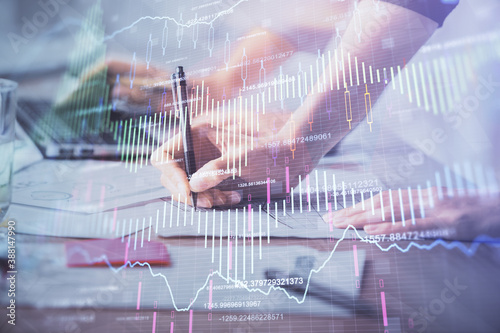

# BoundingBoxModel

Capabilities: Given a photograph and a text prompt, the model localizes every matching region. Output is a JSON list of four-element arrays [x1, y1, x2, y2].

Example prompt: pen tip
[[192, 193, 197, 211]]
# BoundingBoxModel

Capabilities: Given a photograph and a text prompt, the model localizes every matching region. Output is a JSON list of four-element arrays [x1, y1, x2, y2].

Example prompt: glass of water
[[0, 79, 17, 222]]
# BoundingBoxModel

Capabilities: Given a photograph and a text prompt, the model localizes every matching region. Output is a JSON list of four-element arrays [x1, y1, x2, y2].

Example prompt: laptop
[[15, 1, 164, 160], [17, 97, 162, 159]]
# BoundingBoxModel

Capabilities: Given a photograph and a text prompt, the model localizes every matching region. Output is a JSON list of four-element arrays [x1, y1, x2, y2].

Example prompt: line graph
[[372, 234, 500, 255], [68, 225, 500, 312], [103, 0, 248, 41]]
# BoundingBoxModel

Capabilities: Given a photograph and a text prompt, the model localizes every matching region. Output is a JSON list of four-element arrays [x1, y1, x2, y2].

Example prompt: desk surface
[[3, 0, 500, 331], [3, 231, 500, 333]]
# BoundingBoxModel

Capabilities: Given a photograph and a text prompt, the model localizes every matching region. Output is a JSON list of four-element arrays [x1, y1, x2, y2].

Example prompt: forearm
[[277, 0, 438, 160]]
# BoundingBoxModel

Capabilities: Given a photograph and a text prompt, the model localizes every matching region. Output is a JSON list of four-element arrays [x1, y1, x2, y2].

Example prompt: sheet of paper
[[8, 196, 367, 239], [153, 198, 367, 239], [12, 159, 166, 213], [7, 203, 154, 238], [10, 159, 369, 239]]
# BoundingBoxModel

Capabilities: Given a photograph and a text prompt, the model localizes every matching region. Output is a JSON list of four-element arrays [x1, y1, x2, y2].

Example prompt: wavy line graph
[[70, 225, 500, 312], [371, 235, 500, 255], [103, 0, 248, 41]]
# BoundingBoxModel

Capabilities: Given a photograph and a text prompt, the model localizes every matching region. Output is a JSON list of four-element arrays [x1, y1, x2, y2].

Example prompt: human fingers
[[88, 60, 167, 106], [160, 172, 190, 203], [332, 188, 444, 227], [325, 207, 388, 228], [152, 137, 191, 200], [330, 191, 398, 226], [363, 217, 444, 235], [152, 129, 240, 208], [159, 170, 241, 208], [150, 131, 185, 166], [55, 60, 146, 112], [78, 59, 146, 89], [332, 201, 436, 229], [104, 59, 151, 80], [331, 202, 414, 228], [189, 158, 232, 193], [196, 189, 241, 208]]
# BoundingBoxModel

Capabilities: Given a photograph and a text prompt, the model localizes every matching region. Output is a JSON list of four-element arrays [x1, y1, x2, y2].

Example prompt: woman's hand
[[54, 59, 170, 117], [151, 28, 319, 208], [325, 187, 500, 238], [151, 108, 318, 208]]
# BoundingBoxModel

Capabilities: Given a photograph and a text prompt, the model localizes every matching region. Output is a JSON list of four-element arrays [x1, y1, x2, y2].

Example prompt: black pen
[[171, 66, 197, 210]]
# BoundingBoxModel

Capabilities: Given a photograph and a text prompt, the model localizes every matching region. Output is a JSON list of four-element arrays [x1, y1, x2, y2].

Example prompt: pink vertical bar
[[112, 207, 118, 232], [188, 310, 193, 333], [247, 204, 252, 232], [328, 202, 333, 231], [229, 241, 233, 270], [381, 291, 388, 326], [136, 281, 142, 310], [170, 321, 174, 333], [124, 242, 130, 265], [286, 166, 290, 193], [267, 178, 271, 203], [208, 280, 213, 309], [152, 312, 157, 333], [353, 245, 359, 277]]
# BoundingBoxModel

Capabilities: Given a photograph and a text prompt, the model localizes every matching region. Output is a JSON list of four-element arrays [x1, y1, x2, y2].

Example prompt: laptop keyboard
[[17, 99, 160, 147]]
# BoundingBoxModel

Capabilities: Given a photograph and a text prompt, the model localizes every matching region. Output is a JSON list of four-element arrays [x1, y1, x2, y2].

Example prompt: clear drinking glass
[[0, 79, 17, 221]]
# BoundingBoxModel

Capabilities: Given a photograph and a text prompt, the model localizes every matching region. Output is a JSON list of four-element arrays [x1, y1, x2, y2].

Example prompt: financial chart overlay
[[3, 0, 500, 332]]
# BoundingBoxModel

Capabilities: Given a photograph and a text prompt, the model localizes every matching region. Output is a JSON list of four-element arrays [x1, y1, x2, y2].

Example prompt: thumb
[[190, 159, 231, 192]]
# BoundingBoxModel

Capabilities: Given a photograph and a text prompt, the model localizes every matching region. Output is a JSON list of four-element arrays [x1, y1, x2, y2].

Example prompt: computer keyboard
[[17, 99, 161, 147]]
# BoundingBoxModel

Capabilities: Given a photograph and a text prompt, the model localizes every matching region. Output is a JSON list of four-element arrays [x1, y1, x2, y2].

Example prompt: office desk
[[5, 72, 500, 333], [3, 229, 500, 333]]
